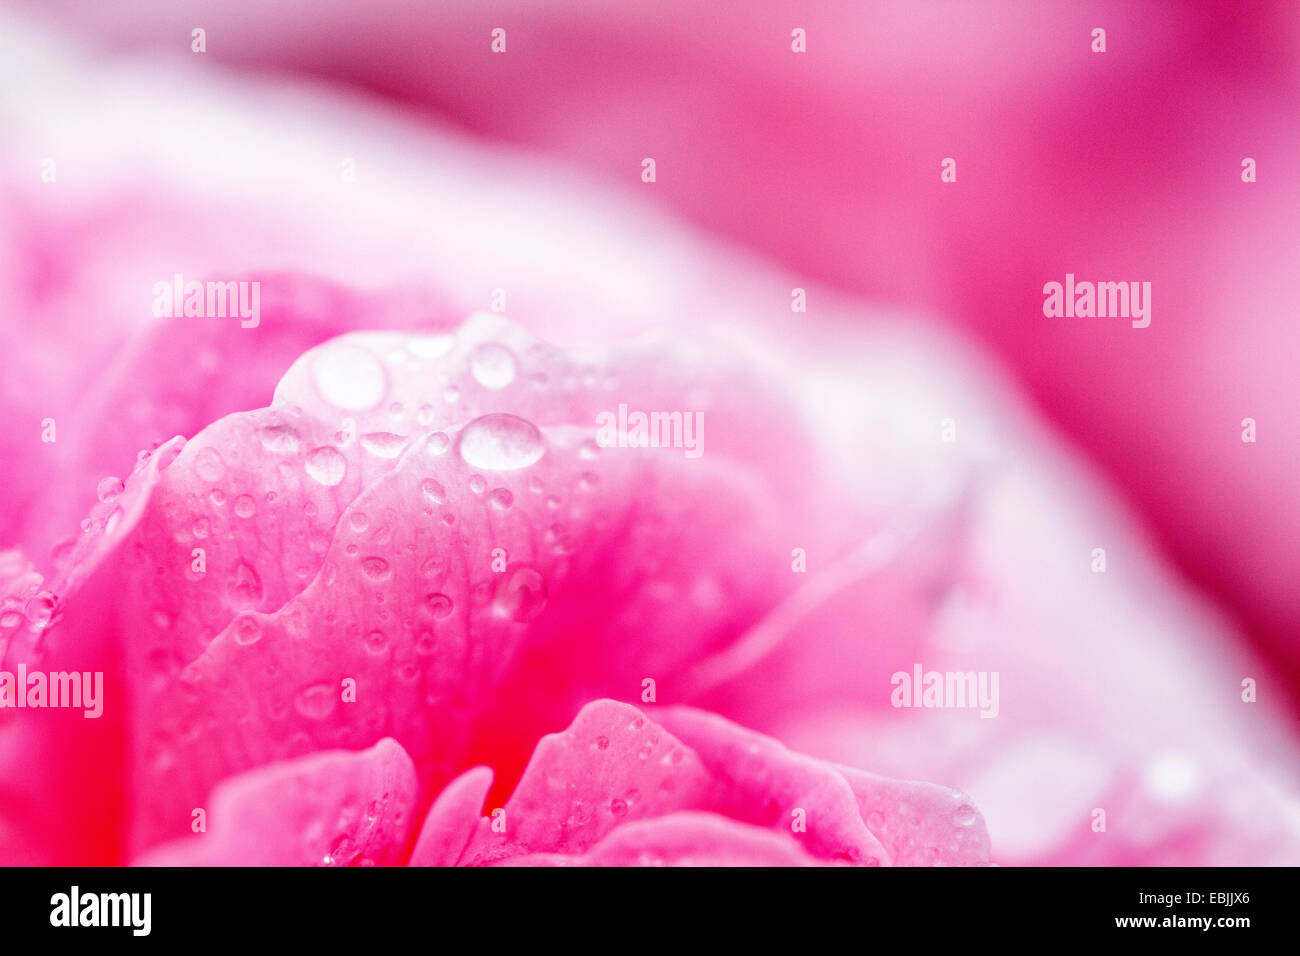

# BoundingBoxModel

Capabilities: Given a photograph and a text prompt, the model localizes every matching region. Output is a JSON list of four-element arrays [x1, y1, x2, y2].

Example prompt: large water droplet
[[24, 591, 57, 628], [361, 557, 391, 580], [494, 566, 548, 622], [359, 432, 408, 459], [305, 446, 347, 486], [96, 476, 124, 503], [294, 683, 337, 720], [228, 561, 263, 608], [420, 479, 445, 504], [407, 333, 457, 358], [194, 447, 226, 483], [424, 593, 454, 619], [258, 425, 301, 455], [458, 414, 545, 471], [312, 342, 387, 411], [469, 342, 518, 389], [233, 616, 262, 646], [427, 432, 451, 456]]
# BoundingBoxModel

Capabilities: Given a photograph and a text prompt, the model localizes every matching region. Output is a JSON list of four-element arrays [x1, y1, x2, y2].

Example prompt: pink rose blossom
[[0, 8, 1298, 868]]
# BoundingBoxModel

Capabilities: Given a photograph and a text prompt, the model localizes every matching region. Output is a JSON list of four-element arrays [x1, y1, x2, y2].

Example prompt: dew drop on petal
[[96, 476, 125, 504], [424, 593, 454, 619], [194, 447, 226, 483], [24, 592, 57, 629], [469, 342, 518, 389], [227, 561, 263, 608], [494, 566, 548, 622], [360, 432, 408, 459], [258, 425, 301, 455], [407, 333, 456, 358], [420, 479, 445, 504], [361, 557, 391, 580], [312, 342, 387, 411], [294, 683, 337, 720], [458, 413, 545, 471], [305, 446, 347, 486], [233, 616, 262, 646]]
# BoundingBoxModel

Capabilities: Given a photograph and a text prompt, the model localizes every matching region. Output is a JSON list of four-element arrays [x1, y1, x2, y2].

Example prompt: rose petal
[[136, 737, 416, 866]]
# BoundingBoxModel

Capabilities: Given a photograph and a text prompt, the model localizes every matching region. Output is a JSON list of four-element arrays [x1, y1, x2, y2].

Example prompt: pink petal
[[136, 737, 416, 866]]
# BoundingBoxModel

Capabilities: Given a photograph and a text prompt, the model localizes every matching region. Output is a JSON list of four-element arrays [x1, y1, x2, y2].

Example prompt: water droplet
[[234, 494, 256, 518], [361, 557, 391, 580], [96, 476, 124, 503], [468, 474, 486, 495], [494, 566, 547, 622], [24, 592, 57, 628], [348, 511, 369, 533], [294, 683, 337, 720], [609, 798, 628, 817], [407, 333, 456, 358], [424, 593, 454, 619], [360, 432, 408, 459], [427, 432, 450, 456], [194, 447, 226, 483], [305, 446, 347, 486], [579, 439, 600, 460], [417, 404, 436, 427], [312, 342, 386, 411], [258, 425, 301, 455], [595, 735, 610, 750], [458, 413, 545, 472], [469, 342, 518, 389], [443, 385, 460, 404], [420, 479, 445, 504], [489, 488, 513, 510], [233, 616, 262, 646], [228, 561, 263, 608], [954, 804, 978, 827], [365, 629, 389, 653]]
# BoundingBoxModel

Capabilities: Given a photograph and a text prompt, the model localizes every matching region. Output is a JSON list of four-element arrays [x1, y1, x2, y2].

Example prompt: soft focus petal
[[137, 737, 417, 866]]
